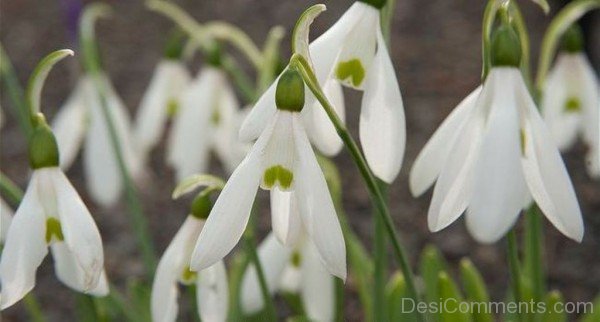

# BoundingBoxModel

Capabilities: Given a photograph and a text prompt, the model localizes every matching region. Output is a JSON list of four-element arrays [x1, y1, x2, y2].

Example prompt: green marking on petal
[[181, 265, 197, 285], [335, 59, 365, 87], [564, 97, 581, 113], [291, 251, 302, 268], [166, 99, 179, 117], [46, 217, 64, 243], [263, 165, 294, 189], [211, 108, 221, 125], [520, 128, 526, 156]]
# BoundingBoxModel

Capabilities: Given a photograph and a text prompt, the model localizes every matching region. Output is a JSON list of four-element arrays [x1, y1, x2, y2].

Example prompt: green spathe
[[490, 25, 522, 68], [275, 69, 305, 112], [335, 59, 366, 87], [263, 165, 294, 189], [29, 114, 60, 169]]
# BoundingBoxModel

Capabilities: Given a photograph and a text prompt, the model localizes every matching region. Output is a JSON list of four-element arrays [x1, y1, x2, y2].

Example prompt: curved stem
[[258, 26, 285, 93], [535, 0, 600, 96], [25, 50, 73, 118], [291, 55, 423, 322], [204, 22, 263, 68]]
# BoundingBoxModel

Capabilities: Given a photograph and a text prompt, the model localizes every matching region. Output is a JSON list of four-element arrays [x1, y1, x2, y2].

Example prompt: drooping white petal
[[52, 168, 104, 290], [409, 87, 482, 197], [278, 264, 302, 293], [1, 197, 14, 243], [196, 260, 228, 322], [134, 60, 190, 156], [240, 233, 291, 314], [238, 73, 280, 142], [292, 116, 346, 280], [260, 112, 298, 191], [0, 172, 48, 309], [166, 69, 219, 181], [520, 78, 584, 242], [50, 241, 109, 296], [270, 189, 302, 247], [213, 80, 245, 173], [333, 3, 379, 90], [52, 78, 89, 170], [190, 117, 276, 271], [428, 86, 487, 232], [152, 216, 204, 322], [466, 69, 529, 243], [304, 78, 345, 156], [300, 240, 335, 322], [359, 26, 405, 183]]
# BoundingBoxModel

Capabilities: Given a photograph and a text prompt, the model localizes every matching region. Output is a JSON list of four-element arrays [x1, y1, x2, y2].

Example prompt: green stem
[[373, 182, 388, 322], [481, 0, 501, 80], [0, 44, 33, 137], [0, 173, 24, 205], [507, 230, 523, 314], [292, 55, 423, 322], [23, 294, 47, 322], [380, 0, 397, 45], [243, 233, 277, 320], [509, 2, 533, 91], [535, 0, 600, 97], [524, 206, 544, 304]]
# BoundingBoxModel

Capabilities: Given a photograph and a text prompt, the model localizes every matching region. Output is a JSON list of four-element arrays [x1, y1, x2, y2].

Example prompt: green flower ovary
[[45, 217, 64, 243], [335, 59, 365, 87], [564, 97, 581, 113], [263, 165, 294, 190]]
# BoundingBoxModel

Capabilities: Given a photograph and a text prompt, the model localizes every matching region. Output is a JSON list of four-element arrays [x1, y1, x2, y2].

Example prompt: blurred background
[[1, 0, 599, 320]]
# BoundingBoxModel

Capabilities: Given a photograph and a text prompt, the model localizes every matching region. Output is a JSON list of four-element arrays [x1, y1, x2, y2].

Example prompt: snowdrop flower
[[52, 74, 144, 206], [308, 0, 406, 182], [151, 194, 228, 322], [134, 58, 190, 161], [191, 67, 346, 280], [241, 232, 335, 322], [167, 64, 246, 181], [409, 25, 583, 243], [1, 113, 108, 309], [1, 198, 13, 244], [541, 26, 599, 178]]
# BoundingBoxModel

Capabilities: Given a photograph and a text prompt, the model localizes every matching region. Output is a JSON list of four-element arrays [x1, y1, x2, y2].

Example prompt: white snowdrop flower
[[151, 195, 228, 322], [240, 232, 335, 322], [1, 198, 13, 244], [166, 66, 245, 181], [309, 0, 406, 182], [191, 67, 346, 281], [134, 59, 190, 161], [541, 26, 599, 178], [410, 25, 583, 243], [52, 73, 144, 207], [0, 114, 108, 310]]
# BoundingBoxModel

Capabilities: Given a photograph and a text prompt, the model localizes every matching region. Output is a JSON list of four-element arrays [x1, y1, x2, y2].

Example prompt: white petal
[[466, 70, 529, 243], [152, 216, 204, 322], [333, 3, 379, 89], [52, 169, 104, 290], [0, 172, 48, 309], [196, 260, 229, 322], [166, 69, 219, 181], [260, 111, 298, 191], [50, 242, 109, 296], [213, 80, 244, 173], [1, 197, 14, 243], [359, 26, 405, 183], [300, 241, 335, 322], [238, 74, 279, 142], [292, 116, 346, 280], [134, 60, 190, 156], [520, 78, 584, 242], [304, 78, 345, 156], [409, 86, 481, 197], [190, 118, 276, 271], [240, 233, 291, 314], [270, 189, 302, 247], [52, 78, 88, 170]]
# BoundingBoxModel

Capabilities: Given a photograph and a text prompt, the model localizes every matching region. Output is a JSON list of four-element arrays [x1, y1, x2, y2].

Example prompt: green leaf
[[127, 280, 152, 322], [438, 272, 473, 322], [543, 290, 566, 322], [386, 272, 417, 322], [581, 294, 600, 322], [420, 244, 447, 322], [460, 259, 493, 322]]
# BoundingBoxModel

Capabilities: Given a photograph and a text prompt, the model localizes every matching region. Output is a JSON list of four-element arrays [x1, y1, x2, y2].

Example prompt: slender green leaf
[[460, 259, 493, 322], [386, 272, 417, 322], [543, 291, 566, 322], [438, 272, 472, 322]]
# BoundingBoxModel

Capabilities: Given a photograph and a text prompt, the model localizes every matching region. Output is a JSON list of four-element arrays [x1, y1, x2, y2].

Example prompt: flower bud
[[275, 68, 305, 112], [490, 25, 521, 68], [358, 0, 387, 9], [562, 25, 584, 53], [29, 114, 60, 169], [191, 194, 212, 219]]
